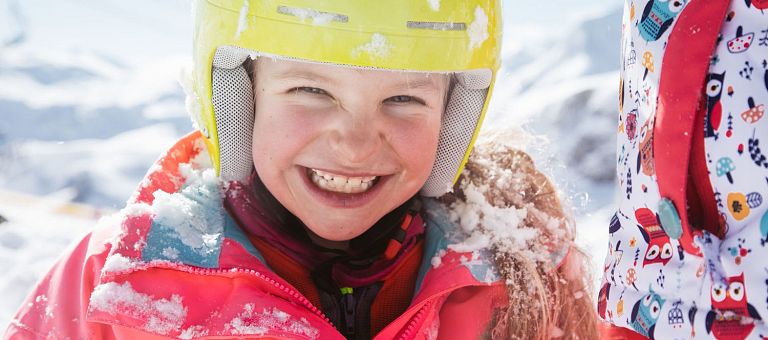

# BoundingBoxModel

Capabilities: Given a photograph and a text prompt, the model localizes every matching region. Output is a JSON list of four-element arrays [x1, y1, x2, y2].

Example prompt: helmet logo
[[407, 21, 466, 31], [277, 5, 348, 24]]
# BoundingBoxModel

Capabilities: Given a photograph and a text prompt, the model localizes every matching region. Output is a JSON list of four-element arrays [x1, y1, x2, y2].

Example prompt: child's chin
[[304, 223, 372, 242]]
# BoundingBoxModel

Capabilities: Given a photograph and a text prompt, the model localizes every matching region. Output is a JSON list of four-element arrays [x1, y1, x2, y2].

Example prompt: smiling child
[[4, 1, 599, 339]]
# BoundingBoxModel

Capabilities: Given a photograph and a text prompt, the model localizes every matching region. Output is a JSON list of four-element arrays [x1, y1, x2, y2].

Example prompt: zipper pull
[[340, 287, 355, 337]]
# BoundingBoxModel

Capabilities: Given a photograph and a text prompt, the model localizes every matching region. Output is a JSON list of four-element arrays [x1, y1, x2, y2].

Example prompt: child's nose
[[329, 114, 383, 165]]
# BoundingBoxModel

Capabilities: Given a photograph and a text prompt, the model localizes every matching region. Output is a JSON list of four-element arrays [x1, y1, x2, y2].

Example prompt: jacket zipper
[[377, 283, 486, 340], [340, 287, 356, 338], [396, 300, 431, 340], [103, 263, 335, 330]]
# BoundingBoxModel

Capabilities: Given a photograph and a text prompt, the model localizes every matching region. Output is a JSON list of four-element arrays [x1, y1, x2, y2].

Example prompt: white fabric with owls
[[600, 0, 768, 338]]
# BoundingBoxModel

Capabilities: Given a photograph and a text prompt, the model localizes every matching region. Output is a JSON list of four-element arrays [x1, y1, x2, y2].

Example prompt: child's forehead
[[256, 57, 450, 88]]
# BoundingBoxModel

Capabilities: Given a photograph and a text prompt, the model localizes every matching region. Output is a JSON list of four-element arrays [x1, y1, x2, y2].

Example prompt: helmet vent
[[276, 5, 349, 23], [407, 21, 466, 31]]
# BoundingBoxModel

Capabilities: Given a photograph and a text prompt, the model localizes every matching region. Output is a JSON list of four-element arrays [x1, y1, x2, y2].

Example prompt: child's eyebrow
[[272, 69, 336, 84], [272, 67, 446, 92], [391, 78, 446, 92]]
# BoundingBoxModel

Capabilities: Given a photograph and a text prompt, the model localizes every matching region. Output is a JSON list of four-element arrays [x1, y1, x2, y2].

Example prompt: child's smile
[[299, 166, 387, 210], [307, 168, 378, 194], [251, 58, 449, 242]]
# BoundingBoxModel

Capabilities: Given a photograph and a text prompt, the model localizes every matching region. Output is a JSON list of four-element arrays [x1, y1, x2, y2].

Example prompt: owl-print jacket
[[599, 0, 768, 339]]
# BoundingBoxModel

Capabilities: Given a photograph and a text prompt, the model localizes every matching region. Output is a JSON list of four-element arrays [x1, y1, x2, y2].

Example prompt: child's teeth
[[310, 169, 377, 194], [332, 176, 346, 186]]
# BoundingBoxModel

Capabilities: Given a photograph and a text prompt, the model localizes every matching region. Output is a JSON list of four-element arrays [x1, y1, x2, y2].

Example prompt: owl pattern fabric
[[600, 0, 768, 339]]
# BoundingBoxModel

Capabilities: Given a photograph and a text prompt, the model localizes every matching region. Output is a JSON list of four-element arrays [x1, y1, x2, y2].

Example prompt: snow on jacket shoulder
[[601, 0, 768, 338], [4, 132, 507, 340]]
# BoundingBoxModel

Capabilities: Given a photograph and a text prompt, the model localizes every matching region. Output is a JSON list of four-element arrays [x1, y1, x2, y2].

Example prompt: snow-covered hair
[[439, 133, 600, 340]]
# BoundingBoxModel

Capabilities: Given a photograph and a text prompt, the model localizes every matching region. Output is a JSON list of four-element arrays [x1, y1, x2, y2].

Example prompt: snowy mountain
[[0, 48, 190, 208], [0, 0, 193, 208], [490, 6, 622, 199], [0, 1, 622, 327], [0, 190, 101, 325]]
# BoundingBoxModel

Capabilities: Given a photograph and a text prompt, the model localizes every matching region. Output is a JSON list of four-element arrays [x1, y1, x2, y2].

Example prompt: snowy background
[[0, 0, 621, 327]]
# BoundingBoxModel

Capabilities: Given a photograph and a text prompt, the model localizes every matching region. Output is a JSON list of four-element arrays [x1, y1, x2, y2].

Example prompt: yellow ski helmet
[[190, 0, 502, 197]]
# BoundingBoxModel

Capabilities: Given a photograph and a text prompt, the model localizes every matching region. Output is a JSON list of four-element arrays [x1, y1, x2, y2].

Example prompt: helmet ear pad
[[211, 47, 255, 182], [210, 47, 491, 196], [421, 72, 489, 197]]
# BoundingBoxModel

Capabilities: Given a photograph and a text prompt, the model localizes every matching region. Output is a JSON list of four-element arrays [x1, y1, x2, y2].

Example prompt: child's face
[[251, 58, 448, 241]]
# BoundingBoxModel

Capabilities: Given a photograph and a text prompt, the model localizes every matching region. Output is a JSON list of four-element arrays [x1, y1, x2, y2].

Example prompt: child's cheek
[[252, 103, 323, 168], [258, 105, 324, 141], [277, 105, 325, 133], [384, 115, 442, 159]]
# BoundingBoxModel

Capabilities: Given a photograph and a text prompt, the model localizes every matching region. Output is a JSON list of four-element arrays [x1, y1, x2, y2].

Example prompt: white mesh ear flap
[[420, 79, 489, 197], [211, 47, 255, 182]]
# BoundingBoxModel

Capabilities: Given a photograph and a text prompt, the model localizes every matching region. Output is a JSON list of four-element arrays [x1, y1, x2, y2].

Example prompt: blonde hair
[[439, 136, 600, 340]]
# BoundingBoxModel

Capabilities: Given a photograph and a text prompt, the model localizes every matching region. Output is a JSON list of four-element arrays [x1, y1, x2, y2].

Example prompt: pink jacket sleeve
[[4, 232, 103, 339], [1, 223, 165, 339], [3, 231, 117, 339]]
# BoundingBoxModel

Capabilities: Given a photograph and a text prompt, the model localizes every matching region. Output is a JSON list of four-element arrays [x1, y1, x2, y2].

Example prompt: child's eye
[[292, 87, 329, 96], [386, 95, 425, 105]]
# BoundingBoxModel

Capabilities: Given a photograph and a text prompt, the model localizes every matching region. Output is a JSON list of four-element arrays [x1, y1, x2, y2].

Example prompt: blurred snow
[[0, 0, 621, 327], [5, 125, 181, 206], [0, 0, 191, 66], [0, 190, 101, 325], [0, 0, 192, 209]]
